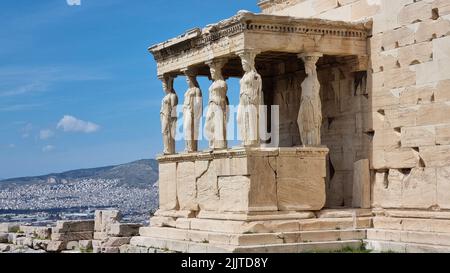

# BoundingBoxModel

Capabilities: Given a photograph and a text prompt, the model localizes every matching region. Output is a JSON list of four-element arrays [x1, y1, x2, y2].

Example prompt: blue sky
[[0, 0, 259, 179]]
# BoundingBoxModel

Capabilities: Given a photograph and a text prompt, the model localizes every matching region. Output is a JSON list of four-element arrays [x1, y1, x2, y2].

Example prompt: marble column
[[160, 74, 178, 155], [181, 68, 203, 153], [237, 49, 262, 147], [204, 59, 228, 150], [297, 53, 323, 146]]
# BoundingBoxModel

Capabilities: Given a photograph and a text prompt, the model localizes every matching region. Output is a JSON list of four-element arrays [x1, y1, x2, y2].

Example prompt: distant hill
[[0, 159, 159, 188], [0, 159, 160, 223]]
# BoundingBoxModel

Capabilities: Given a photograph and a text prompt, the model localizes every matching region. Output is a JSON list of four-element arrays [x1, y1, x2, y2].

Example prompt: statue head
[[239, 51, 257, 73], [208, 60, 225, 81], [301, 55, 320, 77], [184, 70, 199, 89], [162, 75, 174, 94]]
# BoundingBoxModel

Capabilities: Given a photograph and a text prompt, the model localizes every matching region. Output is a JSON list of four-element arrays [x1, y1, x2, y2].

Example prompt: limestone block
[[277, 177, 326, 211], [51, 231, 93, 242], [373, 129, 401, 151], [372, 88, 401, 109], [384, 67, 416, 89], [350, 0, 381, 21], [196, 160, 219, 212], [159, 162, 178, 211], [352, 159, 371, 208], [150, 216, 177, 228], [176, 161, 198, 211], [398, 1, 432, 25], [248, 156, 278, 211], [316, 4, 352, 21], [382, 27, 415, 51], [91, 240, 102, 253], [433, 34, 450, 60], [415, 18, 450, 43], [402, 168, 437, 209], [32, 239, 50, 251], [93, 232, 107, 241], [102, 247, 120, 253], [433, 0, 450, 16], [313, 0, 339, 14], [398, 42, 433, 67], [384, 148, 420, 169], [373, 216, 403, 230], [139, 227, 187, 241], [417, 103, 450, 125], [79, 240, 92, 250], [0, 223, 20, 233], [7, 233, 25, 244], [437, 166, 450, 209], [270, 0, 315, 17], [19, 226, 52, 239], [102, 237, 131, 247], [94, 210, 121, 233], [420, 145, 450, 167], [401, 126, 436, 147], [14, 237, 26, 246], [372, 170, 402, 208], [378, 49, 399, 71], [108, 223, 142, 237], [214, 157, 249, 176], [236, 234, 283, 246], [0, 244, 11, 253], [415, 58, 450, 85], [276, 153, 327, 211], [384, 106, 418, 128], [46, 241, 66, 253], [53, 220, 94, 233], [371, 71, 385, 91], [434, 80, 450, 102], [175, 218, 191, 230], [66, 241, 79, 250], [0, 233, 8, 244], [436, 124, 450, 145], [399, 84, 435, 105], [22, 237, 33, 248], [299, 217, 372, 231], [218, 176, 250, 212]]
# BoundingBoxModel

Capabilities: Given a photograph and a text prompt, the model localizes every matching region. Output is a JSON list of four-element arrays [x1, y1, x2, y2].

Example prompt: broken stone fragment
[[46, 241, 66, 253], [107, 223, 142, 237]]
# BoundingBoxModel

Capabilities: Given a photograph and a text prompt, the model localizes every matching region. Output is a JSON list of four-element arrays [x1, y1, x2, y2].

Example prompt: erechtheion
[[130, 0, 450, 253]]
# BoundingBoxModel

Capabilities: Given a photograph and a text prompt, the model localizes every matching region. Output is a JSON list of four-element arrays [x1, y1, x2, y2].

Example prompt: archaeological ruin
[[2, 0, 449, 254], [132, 0, 450, 253]]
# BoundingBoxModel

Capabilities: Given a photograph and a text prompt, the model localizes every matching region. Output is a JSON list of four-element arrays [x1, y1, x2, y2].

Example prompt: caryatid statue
[[182, 69, 203, 153], [237, 50, 262, 147], [160, 75, 178, 155], [204, 59, 228, 150], [297, 53, 323, 146]]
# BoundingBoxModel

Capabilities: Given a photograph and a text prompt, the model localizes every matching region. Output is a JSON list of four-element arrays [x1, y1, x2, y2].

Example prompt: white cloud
[[42, 145, 55, 152], [40, 129, 54, 140], [57, 115, 100, 133], [0, 82, 47, 97]]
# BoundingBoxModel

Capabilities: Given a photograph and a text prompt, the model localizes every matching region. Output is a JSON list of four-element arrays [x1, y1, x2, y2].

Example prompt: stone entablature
[[149, 11, 370, 77]]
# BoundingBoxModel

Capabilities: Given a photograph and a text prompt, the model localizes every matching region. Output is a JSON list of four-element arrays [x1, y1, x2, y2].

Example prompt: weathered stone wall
[[268, 62, 369, 207], [260, 0, 450, 211]]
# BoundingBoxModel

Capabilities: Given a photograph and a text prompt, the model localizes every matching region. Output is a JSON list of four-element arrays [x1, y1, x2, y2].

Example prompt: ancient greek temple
[[131, 0, 450, 253]]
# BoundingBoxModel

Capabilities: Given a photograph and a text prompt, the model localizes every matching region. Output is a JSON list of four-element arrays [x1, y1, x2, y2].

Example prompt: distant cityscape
[[0, 160, 159, 226]]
